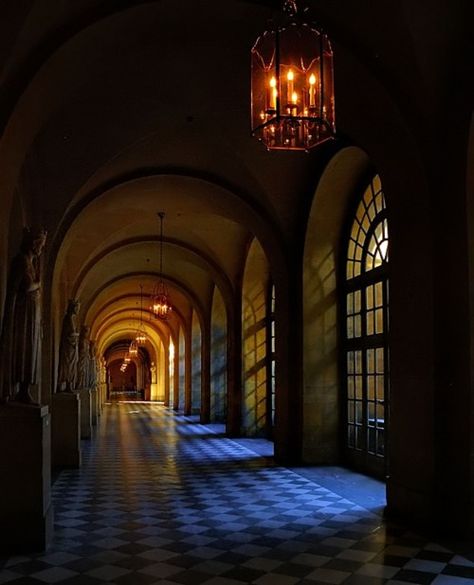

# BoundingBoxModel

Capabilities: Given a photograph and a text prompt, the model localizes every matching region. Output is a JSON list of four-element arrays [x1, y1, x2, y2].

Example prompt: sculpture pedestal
[[52, 392, 81, 468], [78, 388, 92, 439], [91, 389, 98, 426], [0, 403, 53, 552]]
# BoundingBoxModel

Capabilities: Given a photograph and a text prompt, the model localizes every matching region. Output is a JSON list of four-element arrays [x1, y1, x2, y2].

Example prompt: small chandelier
[[251, 0, 335, 151], [150, 212, 172, 320], [135, 284, 147, 345], [129, 338, 138, 357]]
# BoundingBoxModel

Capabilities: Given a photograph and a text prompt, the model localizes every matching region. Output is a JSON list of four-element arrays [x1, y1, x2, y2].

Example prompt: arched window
[[344, 174, 389, 478]]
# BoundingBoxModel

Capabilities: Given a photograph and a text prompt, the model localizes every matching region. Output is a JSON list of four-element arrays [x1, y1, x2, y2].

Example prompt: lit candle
[[269, 76, 277, 110], [291, 91, 298, 114], [309, 73, 316, 107], [287, 69, 294, 103]]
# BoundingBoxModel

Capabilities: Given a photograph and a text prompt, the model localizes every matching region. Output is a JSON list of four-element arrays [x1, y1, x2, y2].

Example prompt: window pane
[[368, 402, 375, 425], [376, 375, 384, 401], [367, 349, 375, 374], [348, 425, 355, 448], [347, 316, 353, 338], [368, 428, 376, 453], [348, 377, 354, 398], [348, 402, 354, 423], [347, 352, 354, 374], [376, 308, 384, 333], [366, 285, 373, 309], [354, 290, 361, 312], [367, 311, 374, 335], [354, 315, 361, 337], [367, 376, 375, 400], [356, 427, 364, 450], [347, 292, 353, 314], [355, 376, 363, 399], [376, 349, 384, 373]]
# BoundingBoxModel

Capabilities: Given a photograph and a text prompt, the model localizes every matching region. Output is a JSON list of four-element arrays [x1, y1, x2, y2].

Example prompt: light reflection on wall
[[242, 238, 270, 437], [302, 147, 370, 463], [178, 327, 185, 410], [211, 286, 227, 422], [191, 310, 201, 414], [169, 340, 175, 406]]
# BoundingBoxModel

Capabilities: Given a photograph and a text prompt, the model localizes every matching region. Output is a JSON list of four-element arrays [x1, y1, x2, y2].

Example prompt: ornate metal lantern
[[150, 212, 172, 320], [128, 338, 138, 357], [251, 0, 335, 151], [135, 284, 147, 344]]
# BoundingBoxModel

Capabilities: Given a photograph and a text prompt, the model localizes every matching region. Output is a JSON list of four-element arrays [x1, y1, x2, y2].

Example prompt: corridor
[[1, 404, 473, 585]]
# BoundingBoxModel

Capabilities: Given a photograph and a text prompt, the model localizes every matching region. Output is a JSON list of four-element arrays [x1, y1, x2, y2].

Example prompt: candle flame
[[270, 76, 277, 88], [292, 91, 298, 103], [287, 69, 294, 81], [309, 73, 316, 85]]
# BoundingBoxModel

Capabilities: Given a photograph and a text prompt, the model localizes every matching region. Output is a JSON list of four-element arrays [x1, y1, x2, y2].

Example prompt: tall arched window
[[344, 174, 389, 478]]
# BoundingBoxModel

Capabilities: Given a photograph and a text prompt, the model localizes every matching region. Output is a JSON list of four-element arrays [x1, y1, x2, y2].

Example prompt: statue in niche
[[0, 227, 47, 404], [77, 325, 91, 389], [150, 361, 157, 384], [57, 299, 80, 392], [88, 341, 98, 390]]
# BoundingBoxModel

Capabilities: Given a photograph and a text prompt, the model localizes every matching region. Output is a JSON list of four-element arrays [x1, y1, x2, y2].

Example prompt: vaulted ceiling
[[0, 0, 467, 361]]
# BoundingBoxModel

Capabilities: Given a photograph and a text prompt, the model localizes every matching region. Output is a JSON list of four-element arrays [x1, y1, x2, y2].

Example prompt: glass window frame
[[340, 172, 390, 480]]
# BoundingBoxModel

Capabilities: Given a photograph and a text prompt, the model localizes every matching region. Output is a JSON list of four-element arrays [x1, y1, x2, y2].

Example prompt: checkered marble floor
[[1, 402, 474, 584]]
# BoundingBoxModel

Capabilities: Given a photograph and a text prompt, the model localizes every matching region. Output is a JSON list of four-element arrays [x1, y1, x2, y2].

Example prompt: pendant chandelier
[[129, 337, 138, 357], [150, 212, 172, 320], [251, 0, 335, 151], [135, 284, 147, 344]]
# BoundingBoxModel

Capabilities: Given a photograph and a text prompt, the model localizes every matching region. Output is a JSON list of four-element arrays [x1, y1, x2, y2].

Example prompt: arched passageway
[[1, 0, 473, 557]]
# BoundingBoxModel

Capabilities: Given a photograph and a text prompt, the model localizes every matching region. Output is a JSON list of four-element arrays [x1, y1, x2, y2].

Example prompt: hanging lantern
[[150, 212, 172, 320], [251, 0, 335, 151], [135, 284, 147, 344], [129, 338, 138, 357], [135, 327, 147, 345]]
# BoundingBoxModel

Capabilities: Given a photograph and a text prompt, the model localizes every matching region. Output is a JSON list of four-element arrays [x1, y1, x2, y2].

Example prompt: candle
[[309, 73, 316, 107], [287, 69, 294, 103], [269, 76, 277, 110]]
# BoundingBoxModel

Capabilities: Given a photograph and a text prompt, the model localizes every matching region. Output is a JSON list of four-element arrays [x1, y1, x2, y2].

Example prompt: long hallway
[[1, 404, 473, 585]]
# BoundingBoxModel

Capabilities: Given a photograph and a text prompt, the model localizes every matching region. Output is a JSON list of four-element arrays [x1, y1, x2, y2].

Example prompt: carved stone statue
[[88, 341, 98, 390], [150, 361, 157, 384], [57, 299, 80, 392], [77, 325, 91, 389], [0, 227, 47, 403]]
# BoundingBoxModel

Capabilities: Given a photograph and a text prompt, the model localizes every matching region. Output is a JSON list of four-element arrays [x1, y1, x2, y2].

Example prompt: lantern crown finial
[[283, 0, 298, 17]]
